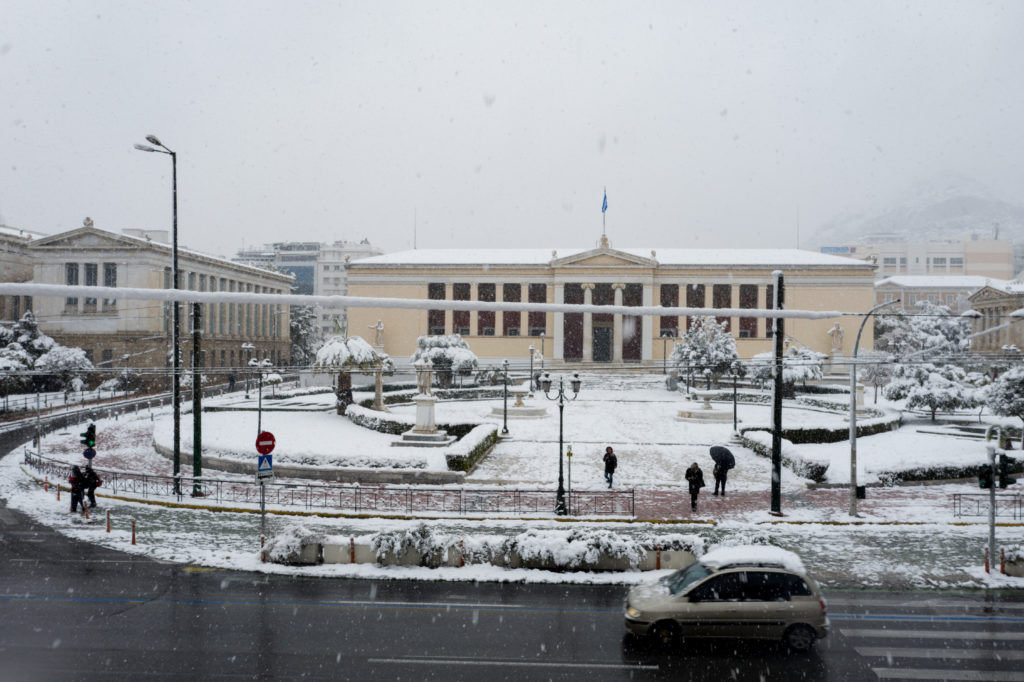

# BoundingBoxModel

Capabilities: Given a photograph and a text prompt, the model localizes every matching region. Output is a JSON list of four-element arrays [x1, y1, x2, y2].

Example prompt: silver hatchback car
[[624, 546, 829, 651]]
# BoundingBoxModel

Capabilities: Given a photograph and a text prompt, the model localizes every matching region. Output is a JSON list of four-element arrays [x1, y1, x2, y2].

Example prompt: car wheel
[[783, 624, 817, 653], [649, 621, 680, 648]]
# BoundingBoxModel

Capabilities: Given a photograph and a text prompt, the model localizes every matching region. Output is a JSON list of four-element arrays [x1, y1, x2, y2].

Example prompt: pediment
[[30, 228, 159, 252], [968, 286, 1011, 302], [552, 247, 657, 268]]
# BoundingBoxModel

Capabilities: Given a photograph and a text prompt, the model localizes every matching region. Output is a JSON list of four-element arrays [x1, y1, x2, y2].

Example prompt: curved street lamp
[[501, 359, 509, 435], [540, 372, 581, 515], [135, 135, 180, 495]]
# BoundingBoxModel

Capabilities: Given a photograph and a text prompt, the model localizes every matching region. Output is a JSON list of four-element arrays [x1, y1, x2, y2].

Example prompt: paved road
[[2, 501, 1023, 681]]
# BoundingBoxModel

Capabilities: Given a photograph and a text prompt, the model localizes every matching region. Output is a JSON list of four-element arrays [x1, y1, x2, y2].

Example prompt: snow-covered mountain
[[812, 175, 1024, 274]]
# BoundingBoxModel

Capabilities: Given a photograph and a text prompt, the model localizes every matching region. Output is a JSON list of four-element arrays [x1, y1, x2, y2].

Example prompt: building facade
[[967, 280, 1024, 353], [0, 225, 47, 323], [30, 224, 293, 376], [347, 238, 877, 367], [874, 275, 1004, 314], [821, 235, 1014, 280]]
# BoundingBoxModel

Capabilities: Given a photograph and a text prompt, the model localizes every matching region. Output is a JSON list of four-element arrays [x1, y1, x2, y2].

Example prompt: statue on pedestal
[[827, 324, 844, 353], [368, 319, 385, 347], [415, 358, 434, 396]]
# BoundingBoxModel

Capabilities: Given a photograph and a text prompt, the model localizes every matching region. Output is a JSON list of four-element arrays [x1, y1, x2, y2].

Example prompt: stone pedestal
[[677, 388, 733, 423], [412, 394, 438, 433], [394, 394, 455, 447], [490, 383, 548, 419]]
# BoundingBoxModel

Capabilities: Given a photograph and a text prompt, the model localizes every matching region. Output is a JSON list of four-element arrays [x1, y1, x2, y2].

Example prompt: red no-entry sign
[[255, 431, 276, 455]]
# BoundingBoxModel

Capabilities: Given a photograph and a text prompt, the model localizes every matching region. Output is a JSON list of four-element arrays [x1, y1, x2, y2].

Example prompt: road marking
[[833, 614, 1024, 625], [871, 668, 1024, 681], [842, 628, 1024, 641], [828, 598, 1024, 612], [367, 657, 658, 671], [857, 647, 1024, 660]]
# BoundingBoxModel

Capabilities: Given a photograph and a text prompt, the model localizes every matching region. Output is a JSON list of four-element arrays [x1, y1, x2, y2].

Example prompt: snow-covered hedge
[[444, 424, 499, 472], [741, 410, 900, 445], [740, 431, 830, 481], [264, 386, 333, 400], [503, 528, 648, 569], [1006, 545, 1024, 563], [356, 386, 506, 410], [265, 524, 325, 565], [795, 384, 850, 395], [874, 452, 1022, 486], [346, 403, 485, 439]]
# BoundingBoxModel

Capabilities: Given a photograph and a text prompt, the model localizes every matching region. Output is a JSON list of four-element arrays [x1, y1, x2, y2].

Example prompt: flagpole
[[602, 187, 606, 236]]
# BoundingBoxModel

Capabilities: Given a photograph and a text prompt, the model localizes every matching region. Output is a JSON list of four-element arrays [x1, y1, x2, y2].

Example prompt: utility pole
[[770, 271, 784, 516], [191, 302, 203, 496]]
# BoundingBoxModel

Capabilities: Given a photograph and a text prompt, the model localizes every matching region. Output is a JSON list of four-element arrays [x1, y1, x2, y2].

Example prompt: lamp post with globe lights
[[540, 372, 581, 515]]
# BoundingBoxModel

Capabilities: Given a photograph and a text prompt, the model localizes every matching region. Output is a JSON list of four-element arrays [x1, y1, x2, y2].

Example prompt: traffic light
[[999, 454, 1017, 489], [978, 464, 994, 489], [80, 423, 96, 448]]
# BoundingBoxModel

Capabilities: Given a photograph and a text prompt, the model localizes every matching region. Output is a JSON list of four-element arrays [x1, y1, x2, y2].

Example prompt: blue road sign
[[83, 448, 96, 460], [257, 454, 273, 472]]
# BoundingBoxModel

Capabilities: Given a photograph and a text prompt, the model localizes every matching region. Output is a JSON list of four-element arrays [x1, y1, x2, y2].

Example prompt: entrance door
[[593, 327, 612, 362]]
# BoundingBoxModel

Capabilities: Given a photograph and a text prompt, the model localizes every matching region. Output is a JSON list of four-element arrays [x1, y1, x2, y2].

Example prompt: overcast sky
[[2, 1, 1023, 259]]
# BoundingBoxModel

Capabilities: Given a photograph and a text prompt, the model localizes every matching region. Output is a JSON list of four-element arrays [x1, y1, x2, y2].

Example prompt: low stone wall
[[280, 538, 697, 572]]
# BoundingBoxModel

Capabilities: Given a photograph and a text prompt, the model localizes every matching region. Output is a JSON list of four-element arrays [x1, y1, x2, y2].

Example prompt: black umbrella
[[709, 446, 735, 470]]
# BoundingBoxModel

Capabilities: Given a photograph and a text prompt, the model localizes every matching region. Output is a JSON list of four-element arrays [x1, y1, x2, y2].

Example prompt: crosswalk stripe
[[871, 668, 1024, 681], [842, 628, 1024, 641], [857, 647, 1024, 660]]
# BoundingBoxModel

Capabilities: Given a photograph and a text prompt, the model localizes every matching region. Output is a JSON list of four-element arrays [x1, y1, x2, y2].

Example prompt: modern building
[[29, 221, 293, 376], [874, 275, 1005, 314], [347, 235, 877, 367], [0, 224, 47, 323], [967, 280, 1024, 353], [233, 239, 383, 334], [821, 235, 1014, 280]]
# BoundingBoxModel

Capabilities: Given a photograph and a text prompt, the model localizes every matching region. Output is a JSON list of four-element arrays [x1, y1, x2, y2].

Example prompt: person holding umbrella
[[709, 445, 735, 497]]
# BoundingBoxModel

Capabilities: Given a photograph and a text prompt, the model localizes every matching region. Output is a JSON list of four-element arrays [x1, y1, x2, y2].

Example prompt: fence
[[952, 493, 1024, 520], [23, 450, 635, 517]]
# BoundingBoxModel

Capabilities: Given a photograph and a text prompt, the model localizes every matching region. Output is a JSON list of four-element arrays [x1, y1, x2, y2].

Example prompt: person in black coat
[[684, 462, 705, 512], [68, 465, 86, 513], [603, 446, 618, 488], [713, 462, 729, 496], [83, 464, 102, 508]]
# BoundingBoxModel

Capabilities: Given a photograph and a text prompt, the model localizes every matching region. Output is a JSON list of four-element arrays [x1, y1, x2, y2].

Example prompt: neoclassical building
[[347, 237, 877, 366], [967, 280, 1024, 353], [29, 223, 293, 374]]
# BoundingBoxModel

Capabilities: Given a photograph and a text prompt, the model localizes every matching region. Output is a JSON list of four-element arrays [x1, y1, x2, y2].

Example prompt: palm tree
[[313, 335, 393, 415]]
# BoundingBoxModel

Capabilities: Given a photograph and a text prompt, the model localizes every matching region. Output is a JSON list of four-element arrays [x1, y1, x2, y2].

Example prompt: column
[[553, 284, 564, 360], [582, 283, 595, 362], [612, 283, 624, 362], [444, 283, 452, 335], [641, 283, 654, 361], [495, 282, 504, 337], [469, 283, 479, 336]]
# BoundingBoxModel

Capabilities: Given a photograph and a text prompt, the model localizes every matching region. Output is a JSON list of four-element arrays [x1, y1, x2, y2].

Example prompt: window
[[883, 257, 897, 267], [65, 263, 79, 306], [503, 283, 521, 336], [528, 283, 546, 335], [84, 263, 98, 306], [428, 283, 445, 335], [685, 283, 705, 331], [946, 294, 956, 306], [104, 264, 118, 305], [688, 572, 745, 602], [713, 284, 731, 332], [884, 293, 894, 302], [765, 284, 776, 337], [660, 284, 679, 334], [101, 349, 113, 365], [478, 283, 495, 335], [951, 257, 964, 267], [738, 284, 757, 338], [933, 257, 946, 267], [453, 283, 471, 335]]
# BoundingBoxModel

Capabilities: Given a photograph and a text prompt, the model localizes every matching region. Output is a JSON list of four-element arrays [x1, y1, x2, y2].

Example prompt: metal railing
[[952, 493, 1023, 520], [23, 450, 635, 517]]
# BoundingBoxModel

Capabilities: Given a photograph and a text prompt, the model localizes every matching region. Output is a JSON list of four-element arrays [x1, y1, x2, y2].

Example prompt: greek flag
[[602, 191, 608, 213]]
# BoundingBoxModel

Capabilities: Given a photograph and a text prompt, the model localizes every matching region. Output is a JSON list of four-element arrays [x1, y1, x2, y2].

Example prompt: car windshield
[[664, 562, 712, 596]]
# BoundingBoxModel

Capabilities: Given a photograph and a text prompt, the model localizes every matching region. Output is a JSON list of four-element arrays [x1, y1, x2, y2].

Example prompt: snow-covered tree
[[0, 343, 32, 408], [669, 316, 739, 388], [313, 335, 393, 414], [33, 345, 93, 393], [410, 335, 479, 389], [856, 350, 895, 404], [746, 346, 826, 395], [874, 301, 969, 360], [985, 366, 1024, 448], [289, 304, 323, 368], [9, 311, 56, 359], [883, 363, 980, 421]]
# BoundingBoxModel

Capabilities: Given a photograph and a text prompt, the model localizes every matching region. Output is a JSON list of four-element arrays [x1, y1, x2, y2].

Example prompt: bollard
[[106, 510, 111, 533], [1001, 547, 1006, 575], [57, 486, 60, 502], [131, 520, 136, 545], [261, 535, 266, 563], [84, 504, 89, 521], [985, 546, 990, 574], [459, 539, 465, 567], [349, 537, 355, 564], [656, 546, 662, 570], [44, 477, 48, 492]]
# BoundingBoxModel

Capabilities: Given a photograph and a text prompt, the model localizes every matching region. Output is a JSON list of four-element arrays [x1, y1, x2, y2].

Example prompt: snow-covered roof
[[700, 545, 807, 574], [352, 247, 872, 268], [0, 225, 48, 240], [876, 276, 1004, 289]]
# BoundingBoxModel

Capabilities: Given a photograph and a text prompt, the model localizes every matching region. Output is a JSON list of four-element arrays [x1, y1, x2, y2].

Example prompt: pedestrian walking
[[68, 465, 86, 514], [685, 462, 705, 512], [713, 461, 728, 496], [228, 374, 236, 391], [83, 464, 102, 508], [603, 446, 618, 488]]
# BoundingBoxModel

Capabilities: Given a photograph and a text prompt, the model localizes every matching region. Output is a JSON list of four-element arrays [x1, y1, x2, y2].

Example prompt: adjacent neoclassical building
[[968, 280, 1024, 353], [347, 236, 877, 366]]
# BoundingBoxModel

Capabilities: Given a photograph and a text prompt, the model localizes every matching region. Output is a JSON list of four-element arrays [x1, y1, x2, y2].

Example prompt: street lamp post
[[540, 372, 581, 516], [731, 364, 741, 436], [661, 329, 677, 375], [849, 299, 900, 517], [251, 357, 273, 434], [528, 345, 535, 392], [135, 135, 181, 495], [501, 359, 509, 435], [241, 343, 255, 398], [539, 333, 545, 372]]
